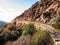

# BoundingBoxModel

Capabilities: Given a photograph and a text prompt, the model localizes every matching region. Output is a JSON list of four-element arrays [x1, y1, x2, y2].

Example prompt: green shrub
[[35, 29, 45, 41], [28, 29, 46, 45], [23, 23, 34, 36]]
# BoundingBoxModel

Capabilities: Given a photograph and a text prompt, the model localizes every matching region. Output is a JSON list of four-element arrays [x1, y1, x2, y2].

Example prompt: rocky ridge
[[12, 0, 60, 25]]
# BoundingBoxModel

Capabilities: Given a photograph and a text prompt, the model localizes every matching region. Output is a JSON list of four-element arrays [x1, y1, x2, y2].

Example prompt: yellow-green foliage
[[35, 29, 45, 41], [29, 29, 46, 45], [23, 23, 34, 36]]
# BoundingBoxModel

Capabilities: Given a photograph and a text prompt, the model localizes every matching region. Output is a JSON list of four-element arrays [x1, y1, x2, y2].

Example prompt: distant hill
[[0, 20, 8, 28]]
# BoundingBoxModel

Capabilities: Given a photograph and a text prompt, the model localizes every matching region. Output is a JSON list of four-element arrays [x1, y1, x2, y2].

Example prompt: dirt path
[[16, 21, 56, 31], [13, 21, 60, 45]]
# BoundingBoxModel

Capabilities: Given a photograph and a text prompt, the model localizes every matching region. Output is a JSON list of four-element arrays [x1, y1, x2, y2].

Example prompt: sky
[[0, 0, 39, 22]]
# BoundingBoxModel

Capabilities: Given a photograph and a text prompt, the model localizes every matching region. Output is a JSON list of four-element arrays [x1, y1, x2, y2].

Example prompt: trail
[[13, 21, 60, 45]]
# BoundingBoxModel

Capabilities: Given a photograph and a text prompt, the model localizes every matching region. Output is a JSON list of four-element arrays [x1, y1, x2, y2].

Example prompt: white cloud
[[0, 0, 26, 22], [0, 7, 24, 22]]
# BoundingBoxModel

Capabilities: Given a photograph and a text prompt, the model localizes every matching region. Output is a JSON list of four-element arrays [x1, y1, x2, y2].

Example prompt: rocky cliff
[[12, 0, 60, 25]]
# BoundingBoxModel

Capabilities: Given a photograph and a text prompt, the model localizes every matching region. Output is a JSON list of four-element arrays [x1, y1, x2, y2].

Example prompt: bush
[[28, 29, 46, 45], [0, 23, 23, 44], [23, 23, 34, 36], [35, 29, 45, 41], [7, 24, 16, 31]]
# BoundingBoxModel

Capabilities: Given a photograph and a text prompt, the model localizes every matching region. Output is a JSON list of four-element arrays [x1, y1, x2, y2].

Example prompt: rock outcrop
[[12, 0, 60, 25]]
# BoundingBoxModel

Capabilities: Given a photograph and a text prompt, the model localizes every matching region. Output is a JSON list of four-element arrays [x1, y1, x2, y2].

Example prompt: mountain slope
[[12, 0, 60, 25], [10, 0, 60, 30], [1, 0, 60, 45]]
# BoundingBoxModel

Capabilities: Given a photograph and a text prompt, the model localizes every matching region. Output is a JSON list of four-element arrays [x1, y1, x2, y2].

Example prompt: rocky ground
[[13, 0, 60, 25]]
